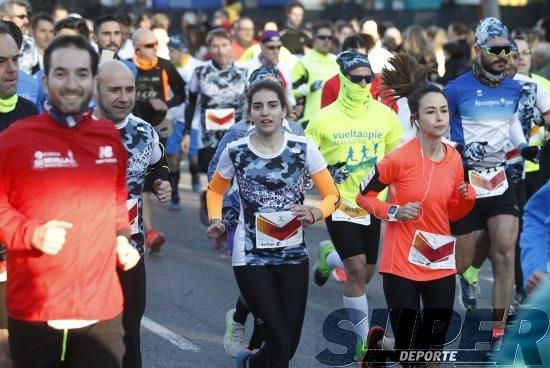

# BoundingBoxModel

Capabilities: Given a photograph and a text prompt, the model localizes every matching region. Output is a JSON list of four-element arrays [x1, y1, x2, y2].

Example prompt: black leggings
[[117, 257, 146, 368], [233, 262, 309, 368], [8, 315, 124, 368], [383, 273, 455, 352]]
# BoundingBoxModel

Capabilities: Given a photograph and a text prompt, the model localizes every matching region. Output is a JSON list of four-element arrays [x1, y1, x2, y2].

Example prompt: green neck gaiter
[[0, 94, 18, 113], [337, 71, 371, 118]]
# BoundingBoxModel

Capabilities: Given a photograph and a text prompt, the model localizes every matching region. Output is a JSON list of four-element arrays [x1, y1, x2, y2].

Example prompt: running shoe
[[459, 274, 479, 312], [355, 340, 368, 362], [192, 174, 201, 193], [169, 198, 182, 211], [198, 190, 209, 227], [359, 326, 387, 366], [313, 240, 336, 286], [235, 349, 253, 368], [491, 326, 505, 350], [332, 267, 347, 283], [146, 229, 165, 254], [223, 309, 246, 357]]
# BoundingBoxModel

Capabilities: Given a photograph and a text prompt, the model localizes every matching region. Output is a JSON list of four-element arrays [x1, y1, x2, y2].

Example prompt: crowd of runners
[[0, 0, 549, 367]]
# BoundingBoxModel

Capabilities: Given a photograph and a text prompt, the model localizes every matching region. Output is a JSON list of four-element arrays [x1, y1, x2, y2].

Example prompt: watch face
[[388, 206, 398, 215]]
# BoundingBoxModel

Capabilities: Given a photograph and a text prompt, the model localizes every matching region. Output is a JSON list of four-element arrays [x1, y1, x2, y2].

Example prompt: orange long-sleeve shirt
[[356, 138, 476, 281]]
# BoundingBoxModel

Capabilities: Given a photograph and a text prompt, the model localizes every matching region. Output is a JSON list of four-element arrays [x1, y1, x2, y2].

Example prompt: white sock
[[343, 294, 370, 345], [326, 250, 344, 269]]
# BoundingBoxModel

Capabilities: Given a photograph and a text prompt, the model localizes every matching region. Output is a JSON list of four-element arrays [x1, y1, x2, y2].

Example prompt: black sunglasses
[[317, 35, 333, 41], [348, 74, 373, 84], [483, 45, 512, 57], [140, 42, 158, 49]]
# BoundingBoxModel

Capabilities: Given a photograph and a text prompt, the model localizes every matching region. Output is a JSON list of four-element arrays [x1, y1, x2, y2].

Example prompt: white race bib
[[331, 199, 371, 226], [205, 108, 235, 131], [126, 198, 139, 235], [468, 167, 508, 198], [255, 211, 303, 249], [408, 230, 456, 270]]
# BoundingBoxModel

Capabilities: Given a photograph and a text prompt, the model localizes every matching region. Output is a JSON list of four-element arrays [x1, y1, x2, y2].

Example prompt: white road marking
[[141, 316, 201, 352]]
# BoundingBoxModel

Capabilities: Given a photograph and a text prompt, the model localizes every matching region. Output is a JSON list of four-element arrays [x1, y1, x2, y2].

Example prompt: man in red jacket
[[0, 35, 140, 368]]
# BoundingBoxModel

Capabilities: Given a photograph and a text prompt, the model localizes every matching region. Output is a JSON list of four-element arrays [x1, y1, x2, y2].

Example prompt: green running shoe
[[313, 240, 335, 286]]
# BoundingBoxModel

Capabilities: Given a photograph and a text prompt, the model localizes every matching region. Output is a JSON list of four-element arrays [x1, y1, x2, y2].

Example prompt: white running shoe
[[223, 309, 246, 357]]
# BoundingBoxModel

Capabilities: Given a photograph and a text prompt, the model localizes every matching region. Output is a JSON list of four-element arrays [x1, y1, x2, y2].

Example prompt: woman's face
[[416, 92, 450, 138], [249, 89, 286, 136]]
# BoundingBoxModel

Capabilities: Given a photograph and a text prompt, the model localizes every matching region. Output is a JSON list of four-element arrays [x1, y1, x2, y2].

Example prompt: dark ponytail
[[380, 53, 444, 117]]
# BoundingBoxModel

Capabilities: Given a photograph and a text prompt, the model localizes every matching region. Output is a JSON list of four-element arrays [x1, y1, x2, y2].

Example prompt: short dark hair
[[135, 13, 151, 28], [0, 23, 12, 40], [286, 1, 304, 14], [0, 20, 22, 48], [313, 20, 333, 36], [31, 12, 54, 31], [449, 21, 468, 37], [342, 34, 375, 53], [246, 79, 289, 121], [115, 13, 133, 28], [94, 15, 119, 35], [44, 35, 99, 76], [54, 17, 90, 38], [206, 28, 232, 46]]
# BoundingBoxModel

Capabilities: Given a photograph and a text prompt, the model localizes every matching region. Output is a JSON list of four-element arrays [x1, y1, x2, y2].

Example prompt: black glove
[[460, 141, 488, 162], [328, 163, 350, 184], [521, 145, 539, 162]]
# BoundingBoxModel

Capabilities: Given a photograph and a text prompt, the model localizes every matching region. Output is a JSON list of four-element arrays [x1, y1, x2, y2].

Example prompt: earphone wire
[[410, 127, 439, 223]]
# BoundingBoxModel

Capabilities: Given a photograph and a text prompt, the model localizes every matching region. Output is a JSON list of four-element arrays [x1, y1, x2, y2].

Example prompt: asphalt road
[[140, 165, 498, 368]]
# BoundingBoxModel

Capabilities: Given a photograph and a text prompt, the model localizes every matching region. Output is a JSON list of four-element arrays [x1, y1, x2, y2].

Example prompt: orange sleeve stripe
[[162, 69, 169, 102], [311, 168, 340, 218], [206, 171, 231, 220]]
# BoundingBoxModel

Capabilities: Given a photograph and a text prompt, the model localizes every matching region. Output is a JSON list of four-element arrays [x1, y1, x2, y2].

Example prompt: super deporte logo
[[316, 308, 550, 367]]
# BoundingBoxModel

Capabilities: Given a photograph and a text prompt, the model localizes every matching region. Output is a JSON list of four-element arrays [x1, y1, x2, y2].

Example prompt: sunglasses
[[265, 45, 282, 51], [317, 35, 333, 41], [140, 41, 158, 49], [348, 74, 373, 84], [483, 46, 513, 57]]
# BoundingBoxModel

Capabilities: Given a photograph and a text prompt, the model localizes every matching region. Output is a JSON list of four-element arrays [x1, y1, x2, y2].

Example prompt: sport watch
[[387, 205, 399, 222]]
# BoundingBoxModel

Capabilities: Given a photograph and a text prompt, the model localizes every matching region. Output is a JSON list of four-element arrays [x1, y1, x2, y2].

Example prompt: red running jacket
[[0, 112, 131, 322]]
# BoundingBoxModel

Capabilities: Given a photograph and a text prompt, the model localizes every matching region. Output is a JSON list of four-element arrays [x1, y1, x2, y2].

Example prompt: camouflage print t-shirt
[[118, 114, 163, 254], [217, 132, 327, 266], [188, 61, 248, 148]]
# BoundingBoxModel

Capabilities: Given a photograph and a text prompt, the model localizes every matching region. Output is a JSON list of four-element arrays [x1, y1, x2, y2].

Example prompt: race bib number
[[126, 198, 139, 235], [408, 230, 456, 270], [468, 167, 508, 198], [255, 211, 303, 249], [205, 108, 235, 131], [332, 199, 371, 226]]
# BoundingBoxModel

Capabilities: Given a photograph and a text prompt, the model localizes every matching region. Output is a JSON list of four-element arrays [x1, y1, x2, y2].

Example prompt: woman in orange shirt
[[355, 54, 476, 364]]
